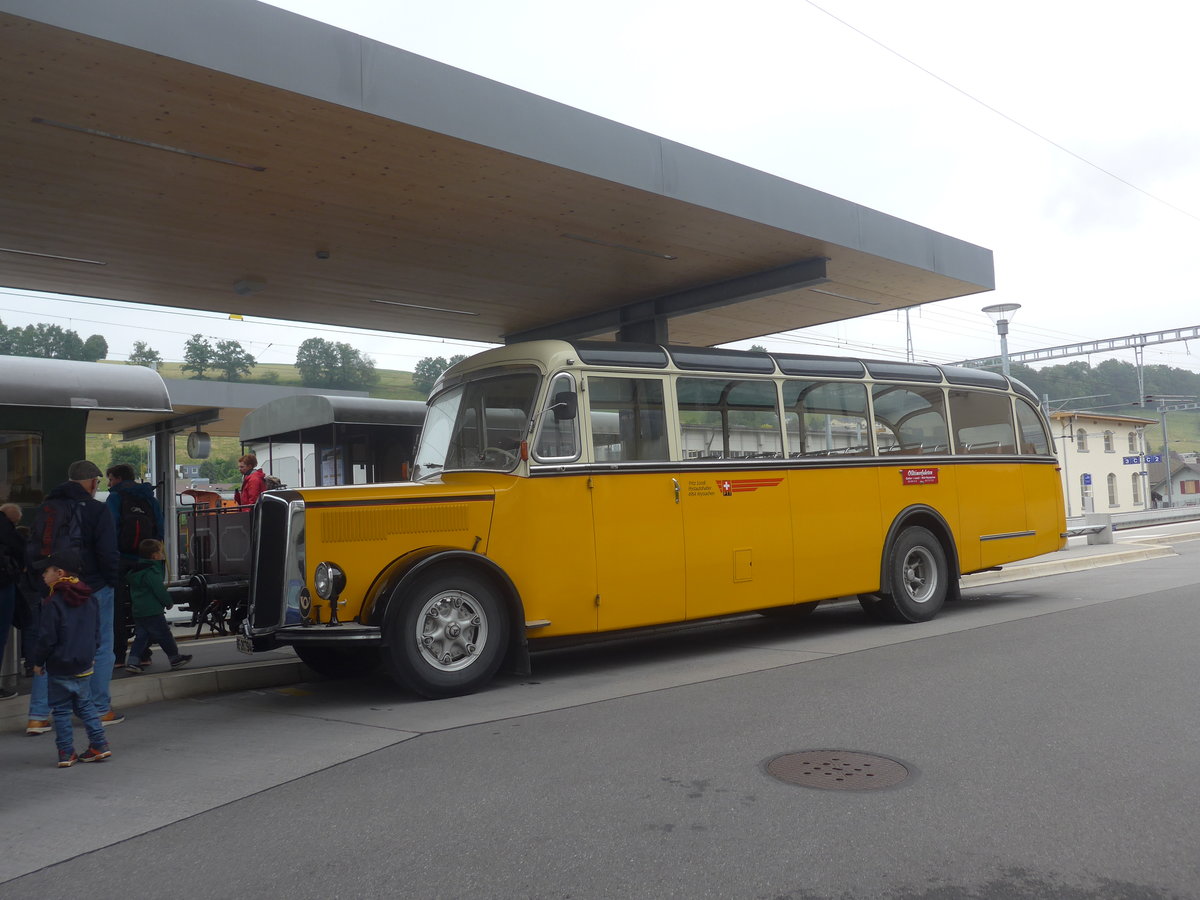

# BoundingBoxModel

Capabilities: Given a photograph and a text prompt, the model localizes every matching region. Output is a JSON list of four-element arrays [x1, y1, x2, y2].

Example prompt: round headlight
[[314, 561, 345, 600]]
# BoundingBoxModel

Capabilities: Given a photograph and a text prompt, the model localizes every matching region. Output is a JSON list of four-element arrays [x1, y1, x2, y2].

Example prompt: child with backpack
[[123, 539, 192, 674], [29, 548, 112, 768]]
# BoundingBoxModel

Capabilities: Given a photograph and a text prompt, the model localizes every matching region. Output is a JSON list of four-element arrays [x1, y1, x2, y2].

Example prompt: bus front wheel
[[864, 526, 948, 624], [384, 572, 510, 699]]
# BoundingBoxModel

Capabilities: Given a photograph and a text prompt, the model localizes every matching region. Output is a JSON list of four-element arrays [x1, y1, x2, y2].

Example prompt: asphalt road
[[3, 535, 1198, 899]]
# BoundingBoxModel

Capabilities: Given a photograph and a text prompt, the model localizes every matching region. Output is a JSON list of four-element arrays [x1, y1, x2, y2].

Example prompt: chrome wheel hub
[[415, 591, 487, 672], [901, 547, 937, 604]]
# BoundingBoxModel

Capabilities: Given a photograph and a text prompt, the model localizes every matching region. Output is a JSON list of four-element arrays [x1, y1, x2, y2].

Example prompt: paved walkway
[[3, 525, 1196, 733]]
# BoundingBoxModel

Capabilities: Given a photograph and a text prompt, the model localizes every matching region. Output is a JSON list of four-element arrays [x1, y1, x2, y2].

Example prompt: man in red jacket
[[234, 454, 267, 506]]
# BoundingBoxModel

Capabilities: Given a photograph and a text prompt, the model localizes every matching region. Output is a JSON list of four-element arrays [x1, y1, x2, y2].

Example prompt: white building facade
[[1050, 411, 1158, 517]]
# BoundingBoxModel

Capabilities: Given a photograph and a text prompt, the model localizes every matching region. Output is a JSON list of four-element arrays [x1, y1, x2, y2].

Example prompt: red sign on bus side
[[901, 468, 939, 485]]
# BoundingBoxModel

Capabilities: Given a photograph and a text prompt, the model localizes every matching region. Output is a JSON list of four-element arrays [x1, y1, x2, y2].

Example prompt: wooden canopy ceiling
[[0, 0, 994, 350]]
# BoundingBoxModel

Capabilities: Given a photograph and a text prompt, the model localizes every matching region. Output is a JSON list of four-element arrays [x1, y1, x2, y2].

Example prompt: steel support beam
[[504, 257, 829, 345], [121, 407, 222, 441], [958, 324, 1200, 369]]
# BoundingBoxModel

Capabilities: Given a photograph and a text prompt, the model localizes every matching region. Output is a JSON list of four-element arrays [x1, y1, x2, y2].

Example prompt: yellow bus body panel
[[296, 479, 496, 624], [788, 466, 885, 600]]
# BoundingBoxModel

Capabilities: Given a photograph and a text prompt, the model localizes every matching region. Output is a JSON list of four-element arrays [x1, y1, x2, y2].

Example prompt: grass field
[[146, 361, 425, 401]]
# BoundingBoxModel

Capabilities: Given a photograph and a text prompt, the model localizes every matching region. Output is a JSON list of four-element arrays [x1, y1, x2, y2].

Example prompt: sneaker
[[0, 688, 17, 701], [57, 750, 78, 768], [99, 710, 125, 726], [79, 745, 112, 763], [124, 663, 144, 674], [170, 654, 193, 670], [26, 719, 52, 735]]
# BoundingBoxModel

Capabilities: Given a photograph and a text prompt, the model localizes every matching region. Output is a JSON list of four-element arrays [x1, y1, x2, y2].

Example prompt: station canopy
[[0, 356, 172, 435], [0, 0, 994, 351]]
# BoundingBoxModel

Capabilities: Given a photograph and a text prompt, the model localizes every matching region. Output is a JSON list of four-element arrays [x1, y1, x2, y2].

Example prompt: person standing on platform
[[0, 504, 24, 701], [233, 454, 266, 506], [25, 460, 123, 735], [29, 548, 112, 768], [105, 463, 163, 668]]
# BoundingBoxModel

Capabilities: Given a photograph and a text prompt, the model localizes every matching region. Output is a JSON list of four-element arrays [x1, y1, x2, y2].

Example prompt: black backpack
[[117, 490, 157, 554], [30, 497, 85, 560]]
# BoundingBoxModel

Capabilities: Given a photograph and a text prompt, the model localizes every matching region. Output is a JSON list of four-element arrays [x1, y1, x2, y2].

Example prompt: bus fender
[[878, 506, 961, 603], [367, 547, 530, 676]]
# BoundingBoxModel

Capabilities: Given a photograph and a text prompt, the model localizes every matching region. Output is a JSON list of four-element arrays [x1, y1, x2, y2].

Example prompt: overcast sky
[[8, 0, 1200, 374]]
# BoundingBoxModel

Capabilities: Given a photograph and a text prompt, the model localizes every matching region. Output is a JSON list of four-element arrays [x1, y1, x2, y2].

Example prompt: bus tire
[[295, 645, 380, 678], [874, 526, 948, 624], [383, 571, 510, 699]]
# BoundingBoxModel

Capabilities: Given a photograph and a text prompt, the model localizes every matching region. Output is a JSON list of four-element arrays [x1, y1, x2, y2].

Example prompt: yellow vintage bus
[[240, 340, 1066, 697]]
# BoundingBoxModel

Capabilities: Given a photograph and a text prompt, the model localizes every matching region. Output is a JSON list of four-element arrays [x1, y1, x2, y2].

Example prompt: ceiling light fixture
[[370, 298, 479, 317], [233, 279, 266, 296], [562, 233, 677, 260], [809, 288, 881, 306], [32, 117, 267, 171], [0, 246, 106, 266]]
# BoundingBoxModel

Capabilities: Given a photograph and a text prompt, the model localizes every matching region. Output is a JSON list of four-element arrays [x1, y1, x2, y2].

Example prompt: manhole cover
[[765, 750, 910, 790]]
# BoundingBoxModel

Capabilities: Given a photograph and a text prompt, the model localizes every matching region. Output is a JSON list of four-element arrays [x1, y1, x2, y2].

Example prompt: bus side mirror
[[551, 391, 578, 421]]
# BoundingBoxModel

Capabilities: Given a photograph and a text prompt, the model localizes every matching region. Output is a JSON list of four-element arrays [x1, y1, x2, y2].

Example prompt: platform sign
[[1145, 454, 1164, 463], [1123, 456, 1142, 465]]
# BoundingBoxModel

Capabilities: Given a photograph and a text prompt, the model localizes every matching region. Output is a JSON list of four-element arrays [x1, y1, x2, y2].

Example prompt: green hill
[[146, 361, 425, 401], [88, 360, 427, 476]]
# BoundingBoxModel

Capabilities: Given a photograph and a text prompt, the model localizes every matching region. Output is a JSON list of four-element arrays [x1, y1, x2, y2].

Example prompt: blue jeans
[[47, 672, 107, 755], [128, 613, 181, 663], [28, 584, 115, 719], [90, 585, 115, 712]]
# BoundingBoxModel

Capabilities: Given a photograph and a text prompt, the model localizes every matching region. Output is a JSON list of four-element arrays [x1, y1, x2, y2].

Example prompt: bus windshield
[[414, 369, 540, 478]]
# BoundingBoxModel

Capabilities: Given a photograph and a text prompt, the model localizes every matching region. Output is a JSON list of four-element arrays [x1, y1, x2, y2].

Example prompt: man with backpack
[[24, 460, 123, 734], [105, 463, 164, 668]]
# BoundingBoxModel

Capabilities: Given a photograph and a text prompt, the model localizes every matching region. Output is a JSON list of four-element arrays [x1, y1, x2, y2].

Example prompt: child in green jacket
[[123, 540, 192, 674]]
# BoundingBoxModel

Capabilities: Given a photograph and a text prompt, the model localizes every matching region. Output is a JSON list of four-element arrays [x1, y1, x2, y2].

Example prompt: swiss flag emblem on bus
[[719, 477, 783, 496]]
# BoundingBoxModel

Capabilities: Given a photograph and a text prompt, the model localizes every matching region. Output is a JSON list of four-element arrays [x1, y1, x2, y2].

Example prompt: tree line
[[0, 318, 382, 391], [1007, 358, 1200, 410], [0, 318, 108, 361]]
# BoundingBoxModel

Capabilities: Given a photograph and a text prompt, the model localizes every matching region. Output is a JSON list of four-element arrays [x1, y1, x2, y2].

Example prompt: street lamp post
[[983, 303, 1022, 376]]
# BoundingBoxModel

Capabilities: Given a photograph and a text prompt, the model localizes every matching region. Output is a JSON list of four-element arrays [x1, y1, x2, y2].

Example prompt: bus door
[[584, 375, 685, 630]]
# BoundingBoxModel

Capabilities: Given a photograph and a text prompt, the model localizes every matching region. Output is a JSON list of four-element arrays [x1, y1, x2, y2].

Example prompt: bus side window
[[677, 377, 781, 460], [1014, 399, 1052, 455], [871, 384, 950, 455], [533, 373, 580, 462], [949, 390, 1016, 455], [782, 381, 870, 457], [587, 376, 669, 461]]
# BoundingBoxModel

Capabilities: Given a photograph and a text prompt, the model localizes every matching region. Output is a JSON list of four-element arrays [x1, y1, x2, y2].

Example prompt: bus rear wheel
[[865, 526, 948, 624], [383, 572, 510, 699]]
